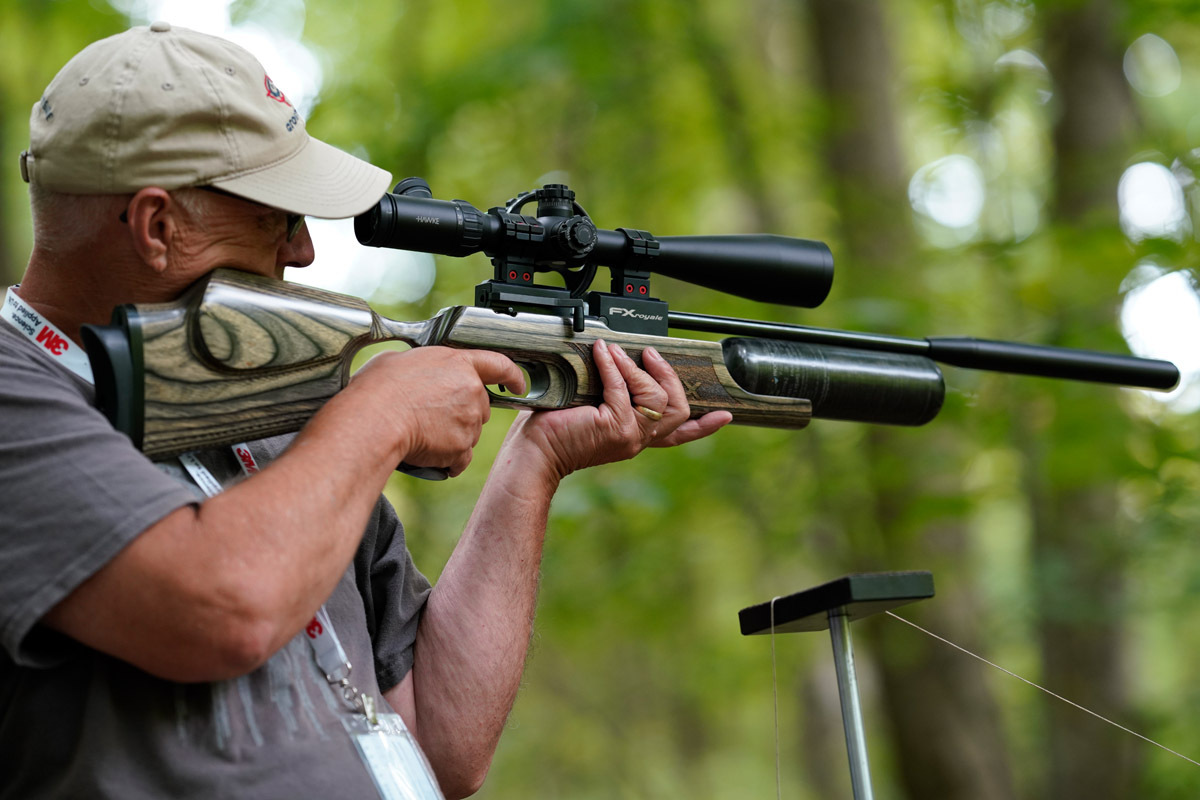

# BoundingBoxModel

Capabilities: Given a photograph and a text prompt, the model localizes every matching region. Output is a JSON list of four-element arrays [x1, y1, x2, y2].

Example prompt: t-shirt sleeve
[[355, 498, 433, 693], [0, 342, 198, 667]]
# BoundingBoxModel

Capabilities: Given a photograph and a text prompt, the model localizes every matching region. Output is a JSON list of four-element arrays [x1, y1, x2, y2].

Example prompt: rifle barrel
[[668, 312, 1180, 391]]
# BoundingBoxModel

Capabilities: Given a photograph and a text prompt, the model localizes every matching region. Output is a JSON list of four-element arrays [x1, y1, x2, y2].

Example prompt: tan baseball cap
[[20, 21, 391, 219]]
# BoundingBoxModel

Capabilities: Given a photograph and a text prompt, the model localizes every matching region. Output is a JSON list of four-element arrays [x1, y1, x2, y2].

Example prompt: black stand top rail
[[739, 571, 935, 635]]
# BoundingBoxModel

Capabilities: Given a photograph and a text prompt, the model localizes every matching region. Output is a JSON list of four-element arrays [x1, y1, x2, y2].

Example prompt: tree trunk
[[1032, 2, 1141, 796], [804, 2, 1016, 798]]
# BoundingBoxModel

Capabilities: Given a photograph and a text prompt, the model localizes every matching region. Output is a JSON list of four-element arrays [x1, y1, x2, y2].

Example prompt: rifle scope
[[355, 179, 834, 309]]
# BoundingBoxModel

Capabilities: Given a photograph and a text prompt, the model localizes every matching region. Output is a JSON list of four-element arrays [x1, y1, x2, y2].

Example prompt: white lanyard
[[2, 286, 93, 383]]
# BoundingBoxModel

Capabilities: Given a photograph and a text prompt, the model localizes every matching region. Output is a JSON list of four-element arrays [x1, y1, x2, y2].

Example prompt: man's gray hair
[[29, 185, 211, 256]]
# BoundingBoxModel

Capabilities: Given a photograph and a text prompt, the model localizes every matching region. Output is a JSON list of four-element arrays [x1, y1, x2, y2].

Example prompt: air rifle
[[80, 178, 1180, 468]]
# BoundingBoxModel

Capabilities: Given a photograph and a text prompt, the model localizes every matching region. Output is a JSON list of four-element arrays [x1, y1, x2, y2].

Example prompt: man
[[0, 23, 730, 799]]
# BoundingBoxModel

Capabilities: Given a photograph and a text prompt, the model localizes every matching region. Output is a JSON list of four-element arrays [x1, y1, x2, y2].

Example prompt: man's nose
[[279, 220, 315, 268]]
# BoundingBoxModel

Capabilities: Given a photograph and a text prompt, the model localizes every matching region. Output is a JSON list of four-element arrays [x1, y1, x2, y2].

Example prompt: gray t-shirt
[[0, 316, 433, 798]]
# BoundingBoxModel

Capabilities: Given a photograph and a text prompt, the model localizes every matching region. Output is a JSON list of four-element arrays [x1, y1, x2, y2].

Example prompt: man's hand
[[506, 339, 732, 480], [344, 346, 526, 477]]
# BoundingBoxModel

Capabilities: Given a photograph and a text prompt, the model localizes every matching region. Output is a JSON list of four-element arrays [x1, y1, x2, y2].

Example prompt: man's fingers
[[462, 350, 527, 396], [606, 343, 668, 414], [641, 347, 688, 410], [653, 411, 733, 447], [592, 340, 633, 411]]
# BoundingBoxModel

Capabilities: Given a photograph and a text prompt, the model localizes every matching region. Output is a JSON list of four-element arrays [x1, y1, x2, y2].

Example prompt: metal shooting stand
[[739, 571, 935, 800]]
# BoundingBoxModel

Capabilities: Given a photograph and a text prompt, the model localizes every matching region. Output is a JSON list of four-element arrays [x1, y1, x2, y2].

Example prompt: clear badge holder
[[343, 706, 446, 800], [304, 605, 445, 800]]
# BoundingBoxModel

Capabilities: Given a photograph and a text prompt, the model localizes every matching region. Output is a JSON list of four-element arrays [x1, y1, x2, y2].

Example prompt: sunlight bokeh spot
[[1120, 263, 1200, 412], [1117, 162, 1190, 242], [1124, 33, 1182, 98], [909, 155, 986, 241]]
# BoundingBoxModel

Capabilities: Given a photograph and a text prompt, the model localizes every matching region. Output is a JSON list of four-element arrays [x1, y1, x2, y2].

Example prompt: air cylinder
[[722, 338, 945, 426]]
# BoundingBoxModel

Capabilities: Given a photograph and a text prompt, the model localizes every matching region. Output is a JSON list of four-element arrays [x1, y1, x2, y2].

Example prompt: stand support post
[[829, 608, 873, 800], [738, 571, 935, 799]]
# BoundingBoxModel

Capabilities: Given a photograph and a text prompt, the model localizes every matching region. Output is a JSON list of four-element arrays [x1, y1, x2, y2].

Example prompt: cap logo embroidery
[[263, 75, 291, 106], [264, 75, 301, 132]]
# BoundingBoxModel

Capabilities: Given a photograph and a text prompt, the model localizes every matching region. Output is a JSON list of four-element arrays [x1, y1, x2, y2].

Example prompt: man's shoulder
[[0, 313, 36, 355], [0, 311, 90, 388], [0, 322, 96, 416]]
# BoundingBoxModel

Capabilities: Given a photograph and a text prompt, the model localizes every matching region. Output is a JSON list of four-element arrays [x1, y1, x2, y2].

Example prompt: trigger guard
[[487, 360, 570, 410]]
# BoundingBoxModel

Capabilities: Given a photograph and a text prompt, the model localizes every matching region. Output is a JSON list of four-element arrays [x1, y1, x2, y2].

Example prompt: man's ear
[[125, 188, 177, 274]]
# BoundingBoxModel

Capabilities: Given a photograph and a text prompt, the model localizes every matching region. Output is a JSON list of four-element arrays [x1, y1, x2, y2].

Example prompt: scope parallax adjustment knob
[[551, 215, 598, 260], [536, 184, 576, 218]]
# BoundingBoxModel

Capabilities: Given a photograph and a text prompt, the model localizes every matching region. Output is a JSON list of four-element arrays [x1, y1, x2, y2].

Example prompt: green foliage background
[[4, 1, 1200, 798]]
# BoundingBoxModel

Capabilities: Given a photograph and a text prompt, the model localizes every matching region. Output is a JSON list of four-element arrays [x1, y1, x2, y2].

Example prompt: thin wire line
[[770, 596, 782, 800], [884, 610, 1200, 769]]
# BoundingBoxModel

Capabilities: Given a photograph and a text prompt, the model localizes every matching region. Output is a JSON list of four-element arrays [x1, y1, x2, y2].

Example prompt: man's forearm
[[44, 382, 406, 682], [402, 434, 562, 798]]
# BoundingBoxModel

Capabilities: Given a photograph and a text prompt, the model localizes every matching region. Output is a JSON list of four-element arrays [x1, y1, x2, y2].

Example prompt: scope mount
[[458, 182, 669, 336]]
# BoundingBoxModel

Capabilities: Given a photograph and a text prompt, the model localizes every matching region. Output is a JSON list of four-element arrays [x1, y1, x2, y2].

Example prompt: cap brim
[[209, 136, 392, 219]]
